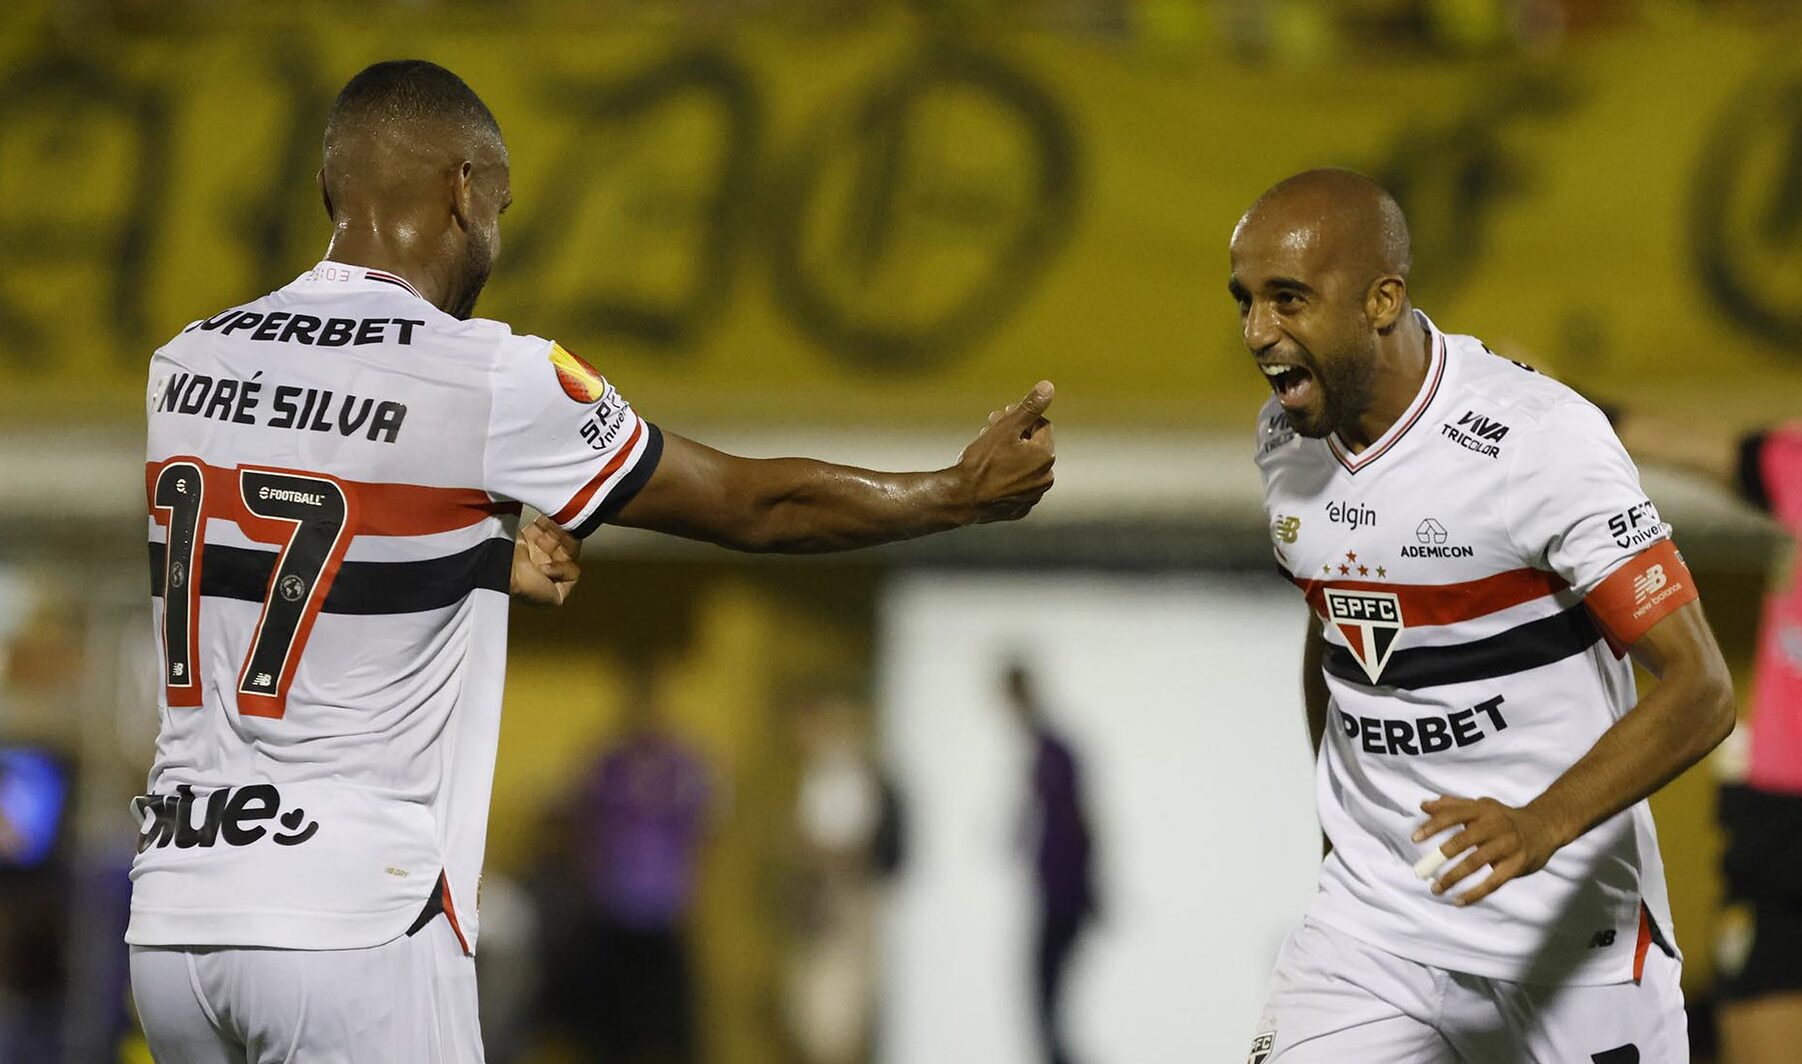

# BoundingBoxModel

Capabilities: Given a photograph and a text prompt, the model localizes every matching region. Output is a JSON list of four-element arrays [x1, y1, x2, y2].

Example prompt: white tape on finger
[[1413, 847, 1449, 881]]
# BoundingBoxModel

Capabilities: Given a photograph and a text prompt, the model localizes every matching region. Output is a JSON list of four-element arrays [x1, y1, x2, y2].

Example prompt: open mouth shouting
[[1260, 361, 1317, 413]]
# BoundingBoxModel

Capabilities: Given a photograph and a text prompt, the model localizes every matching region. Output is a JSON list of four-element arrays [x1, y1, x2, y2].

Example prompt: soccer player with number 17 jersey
[[1230, 170, 1735, 1063], [129, 61, 1057, 1064]]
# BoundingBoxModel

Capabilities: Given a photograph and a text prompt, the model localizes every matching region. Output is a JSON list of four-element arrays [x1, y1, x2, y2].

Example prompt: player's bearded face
[[450, 222, 496, 321], [446, 152, 507, 321], [1304, 331, 1379, 439]]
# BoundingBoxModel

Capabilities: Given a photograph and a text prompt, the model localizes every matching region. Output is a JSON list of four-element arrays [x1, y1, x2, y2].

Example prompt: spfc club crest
[[1324, 587, 1404, 683], [1246, 1032, 1274, 1064]]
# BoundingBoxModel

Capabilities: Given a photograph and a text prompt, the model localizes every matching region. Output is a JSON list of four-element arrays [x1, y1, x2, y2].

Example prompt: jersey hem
[[126, 901, 424, 951], [1305, 900, 1641, 987]]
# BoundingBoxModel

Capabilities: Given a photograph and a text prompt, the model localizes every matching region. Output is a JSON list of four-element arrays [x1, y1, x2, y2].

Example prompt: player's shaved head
[[319, 60, 511, 320], [1227, 169, 1426, 446], [322, 61, 504, 215], [1237, 168, 1411, 289]]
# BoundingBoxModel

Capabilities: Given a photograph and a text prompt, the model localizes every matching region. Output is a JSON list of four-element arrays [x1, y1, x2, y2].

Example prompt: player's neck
[[322, 228, 448, 313], [1337, 315, 1431, 453]]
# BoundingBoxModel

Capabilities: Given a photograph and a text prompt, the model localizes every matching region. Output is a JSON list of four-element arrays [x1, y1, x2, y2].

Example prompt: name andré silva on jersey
[[150, 311, 429, 443]]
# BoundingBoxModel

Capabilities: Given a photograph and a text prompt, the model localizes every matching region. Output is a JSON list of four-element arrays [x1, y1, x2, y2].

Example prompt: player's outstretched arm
[[1413, 599, 1734, 906], [608, 382, 1056, 553]]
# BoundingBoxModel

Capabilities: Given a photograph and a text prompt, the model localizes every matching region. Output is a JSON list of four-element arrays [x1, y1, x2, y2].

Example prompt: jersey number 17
[[151, 458, 356, 719]]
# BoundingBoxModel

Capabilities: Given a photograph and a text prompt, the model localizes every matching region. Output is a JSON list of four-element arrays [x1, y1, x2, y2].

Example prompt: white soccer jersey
[[129, 261, 661, 953], [1256, 311, 1699, 985]]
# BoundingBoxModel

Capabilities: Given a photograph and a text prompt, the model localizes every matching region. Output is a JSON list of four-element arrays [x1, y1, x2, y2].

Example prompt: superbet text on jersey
[[1257, 311, 1698, 985], [131, 262, 661, 952]]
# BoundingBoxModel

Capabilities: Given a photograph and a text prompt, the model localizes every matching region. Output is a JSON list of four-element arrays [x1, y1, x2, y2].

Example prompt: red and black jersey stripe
[[1320, 603, 1604, 691], [149, 538, 511, 615]]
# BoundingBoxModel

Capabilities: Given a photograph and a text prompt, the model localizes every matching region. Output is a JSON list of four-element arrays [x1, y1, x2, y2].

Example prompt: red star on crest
[[1337, 564, 1350, 575], [1346, 551, 1358, 563], [1357, 565, 1369, 576]]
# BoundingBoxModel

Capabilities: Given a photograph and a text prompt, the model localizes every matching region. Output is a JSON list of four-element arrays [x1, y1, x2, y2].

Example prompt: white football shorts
[[1245, 917, 1687, 1063], [130, 915, 481, 1063]]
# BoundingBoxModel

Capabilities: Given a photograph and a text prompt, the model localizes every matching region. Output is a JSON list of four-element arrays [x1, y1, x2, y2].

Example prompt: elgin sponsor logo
[[133, 784, 320, 853], [1324, 588, 1403, 683], [1326, 501, 1377, 530], [1338, 696, 1509, 756]]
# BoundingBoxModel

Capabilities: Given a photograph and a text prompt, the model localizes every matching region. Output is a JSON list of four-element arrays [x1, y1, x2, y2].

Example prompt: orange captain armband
[[1584, 539, 1700, 656]]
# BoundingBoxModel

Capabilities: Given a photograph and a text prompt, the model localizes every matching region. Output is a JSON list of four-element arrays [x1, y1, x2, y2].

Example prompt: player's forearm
[[1523, 659, 1733, 849], [731, 458, 973, 553]]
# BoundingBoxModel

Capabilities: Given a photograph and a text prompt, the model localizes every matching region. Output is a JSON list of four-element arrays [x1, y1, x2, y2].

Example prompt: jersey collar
[[1327, 309, 1447, 475], [294, 260, 429, 303]]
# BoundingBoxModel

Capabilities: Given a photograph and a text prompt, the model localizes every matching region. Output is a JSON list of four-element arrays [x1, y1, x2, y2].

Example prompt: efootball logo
[[548, 342, 609, 404], [1325, 588, 1404, 683]]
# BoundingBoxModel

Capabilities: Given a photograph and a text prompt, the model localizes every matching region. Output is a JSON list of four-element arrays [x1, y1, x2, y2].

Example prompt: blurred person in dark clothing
[[1614, 413, 1802, 1064], [1004, 663, 1096, 1064], [539, 667, 714, 1064]]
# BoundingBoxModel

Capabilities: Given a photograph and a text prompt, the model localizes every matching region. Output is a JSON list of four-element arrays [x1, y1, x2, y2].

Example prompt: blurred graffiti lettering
[[768, 45, 1080, 373], [1692, 60, 1802, 357], [1375, 73, 1572, 307], [496, 49, 762, 353], [0, 54, 169, 367]]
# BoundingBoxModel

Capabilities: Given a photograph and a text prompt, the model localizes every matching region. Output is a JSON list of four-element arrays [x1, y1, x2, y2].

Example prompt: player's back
[[133, 262, 589, 952]]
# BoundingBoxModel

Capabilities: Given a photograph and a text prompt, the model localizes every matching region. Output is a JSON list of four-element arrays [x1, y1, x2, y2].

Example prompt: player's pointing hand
[[1412, 795, 1564, 907], [958, 381, 1056, 524]]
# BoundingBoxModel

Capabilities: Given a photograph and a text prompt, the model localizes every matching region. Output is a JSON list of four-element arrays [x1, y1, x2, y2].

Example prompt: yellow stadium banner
[[2, 8, 1801, 431]]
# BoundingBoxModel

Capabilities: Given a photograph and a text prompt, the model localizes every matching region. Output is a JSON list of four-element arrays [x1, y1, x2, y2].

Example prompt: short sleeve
[[1742, 424, 1802, 533], [1507, 399, 1698, 651], [485, 338, 663, 538]]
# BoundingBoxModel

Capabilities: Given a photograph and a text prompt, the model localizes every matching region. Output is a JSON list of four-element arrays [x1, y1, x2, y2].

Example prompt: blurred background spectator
[[537, 664, 716, 1064], [1002, 663, 1098, 1064], [783, 692, 905, 1064]]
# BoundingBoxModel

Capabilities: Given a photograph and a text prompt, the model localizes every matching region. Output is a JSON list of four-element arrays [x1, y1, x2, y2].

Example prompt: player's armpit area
[[1584, 540, 1699, 656]]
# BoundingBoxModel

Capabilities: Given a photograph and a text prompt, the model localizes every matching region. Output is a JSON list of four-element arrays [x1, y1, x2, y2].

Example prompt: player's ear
[[449, 160, 476, 231], [1367, 275, 1407, 334], [317, 168, 333, 221]]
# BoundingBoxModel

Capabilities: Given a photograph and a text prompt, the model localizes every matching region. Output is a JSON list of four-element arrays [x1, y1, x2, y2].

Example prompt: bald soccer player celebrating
[[130, 60, 1054, 1064], [1231, 169, 1734, 1062]]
